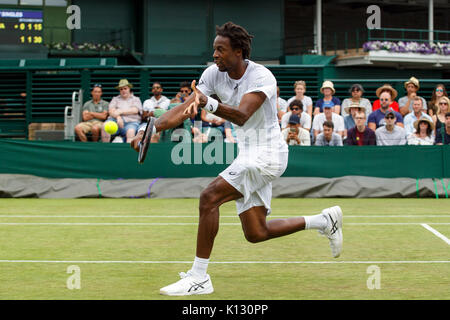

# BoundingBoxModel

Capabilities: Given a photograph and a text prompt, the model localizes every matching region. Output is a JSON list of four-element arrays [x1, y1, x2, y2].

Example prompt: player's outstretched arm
[[130, 91, 197, 152]]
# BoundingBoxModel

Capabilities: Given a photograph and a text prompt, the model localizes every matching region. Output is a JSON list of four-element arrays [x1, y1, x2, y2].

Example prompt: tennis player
[[131, 22, 343, 296]]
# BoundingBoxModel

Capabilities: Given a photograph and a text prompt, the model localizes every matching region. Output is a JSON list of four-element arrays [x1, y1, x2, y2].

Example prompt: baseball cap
[[323, 101, 334, 109], [384, 109, 396, 118], [288, 114, 300, 125]]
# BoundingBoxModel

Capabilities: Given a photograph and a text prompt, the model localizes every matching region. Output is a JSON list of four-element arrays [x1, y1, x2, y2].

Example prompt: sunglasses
[[352, 88, 361, 92], [385, 116, 395, 119], [380, 98, 390, 102], [436, 89, 444, 93], [180, 90, 190, 93], [439, 102, 448, 105], [291, 108, 300, 111], [152, 86, 161, 89], [92, 83, 102, 88]]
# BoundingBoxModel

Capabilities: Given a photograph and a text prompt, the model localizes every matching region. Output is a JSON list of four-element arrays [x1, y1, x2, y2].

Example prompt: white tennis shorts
[[219, 149, 289, 216]]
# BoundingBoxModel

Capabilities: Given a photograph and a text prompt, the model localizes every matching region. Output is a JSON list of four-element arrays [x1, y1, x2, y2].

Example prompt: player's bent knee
[[243, 230, 268, 243]]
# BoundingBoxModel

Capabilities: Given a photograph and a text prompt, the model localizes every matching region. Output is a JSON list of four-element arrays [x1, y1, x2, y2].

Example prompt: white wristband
[[204, 96, 219, 113]]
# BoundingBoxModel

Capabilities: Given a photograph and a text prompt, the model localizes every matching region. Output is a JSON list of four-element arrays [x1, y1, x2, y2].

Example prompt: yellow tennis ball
[[104, 121, 118, 135]]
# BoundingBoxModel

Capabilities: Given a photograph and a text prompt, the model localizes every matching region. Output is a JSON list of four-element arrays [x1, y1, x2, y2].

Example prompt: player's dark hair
[[216, 22, 253, 60]]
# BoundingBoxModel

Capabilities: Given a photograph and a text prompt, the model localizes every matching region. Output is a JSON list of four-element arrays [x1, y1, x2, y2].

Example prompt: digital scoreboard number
[[0, 9, 43, 45]]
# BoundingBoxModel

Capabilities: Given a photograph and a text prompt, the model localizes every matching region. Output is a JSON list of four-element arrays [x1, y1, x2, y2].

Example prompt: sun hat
[[413, 117, 434, 131], [320, 80, 335, 94], [376, 84, 398, 100], [344, 100, 366, 114], [404, 77, 420, 90], [115, 79, 133, 90]]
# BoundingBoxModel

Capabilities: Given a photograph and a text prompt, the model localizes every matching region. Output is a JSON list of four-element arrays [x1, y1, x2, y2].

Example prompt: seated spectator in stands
[[407, 117, 434, 146], [224, 121, 237, 143], [314, 81, 341, 115], [277, 86, 288, 113], [106, 79, 142, 143], [344, 101, 367, 133], [368, 91, 404, 130], [341, 84, 372, 118], [428, 84, 448, 117], [281, 99, 311, 131], [281, 114, 310, 146], [372, 84, 400, 112], [346, 111, 376, 146], [435, 112, 450, 145], [74, 84, 109, 142], [399, 77, 427, 116], [171, 81, 192, 104], [312, 101, 345, 139], [142, 82, 170, 121], [403, 97, 433, 136], [315, 121, 343, 146], [287, 80, 313, 117], [432, 96, 450, 132], [375, 110, 407, 146]]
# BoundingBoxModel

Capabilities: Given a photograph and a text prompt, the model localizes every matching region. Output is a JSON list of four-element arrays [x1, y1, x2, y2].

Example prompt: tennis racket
[[138, 116, 156, 164]]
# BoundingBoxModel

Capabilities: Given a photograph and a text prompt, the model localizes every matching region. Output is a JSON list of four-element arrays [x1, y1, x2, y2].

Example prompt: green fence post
[[25, 70, 32, 139], [80, 69, 91, 102], [140, 68, 150, 101]]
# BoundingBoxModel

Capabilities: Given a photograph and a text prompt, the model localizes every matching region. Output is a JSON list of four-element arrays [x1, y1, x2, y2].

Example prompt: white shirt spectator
[[312, 113, 345, 135], [281, 127, 311, 146], [407, 133, 434, 145], [143, 95, 171, 112], [281, 111, 311, 131], [287, 96, 313, 111], [277, 97, 288, 112], [375, 125, 407, 146]]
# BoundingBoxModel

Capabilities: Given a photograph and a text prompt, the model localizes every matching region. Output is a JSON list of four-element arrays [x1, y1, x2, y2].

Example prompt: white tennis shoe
[[159, 271, 214, 296], [319, 206, 343, 258]]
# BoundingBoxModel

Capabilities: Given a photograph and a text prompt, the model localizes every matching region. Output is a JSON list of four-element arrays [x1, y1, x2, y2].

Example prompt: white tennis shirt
[[197, 60, 288, 154]]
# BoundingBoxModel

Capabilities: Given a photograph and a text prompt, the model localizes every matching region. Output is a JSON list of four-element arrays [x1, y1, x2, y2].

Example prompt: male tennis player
[[131, 22, 343, 296]]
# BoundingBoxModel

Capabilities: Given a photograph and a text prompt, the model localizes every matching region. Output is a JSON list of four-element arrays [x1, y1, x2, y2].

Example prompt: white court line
[[0, 215, 449, 218], [0, 260, 448, 264], [0, 222, 449, 226], [421, 223, 450, 245]]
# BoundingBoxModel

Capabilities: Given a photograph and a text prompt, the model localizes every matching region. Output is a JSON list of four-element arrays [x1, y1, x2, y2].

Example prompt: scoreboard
[[0, 9, 43, 45]]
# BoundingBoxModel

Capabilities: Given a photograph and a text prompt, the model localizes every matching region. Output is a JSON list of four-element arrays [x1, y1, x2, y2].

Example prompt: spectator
[[171, 81, 192, 104], [281, 114, 310, 146], [368, 91, 404, 130], [281, 99, 312, 131], [224, 121, 237, 143], [432, 96, 450, 132], [435, 112, 450, 145], [74, 84, 109, 142], [343, 101, 367, 134], [372, 84, 400, 112], [312, 100, 345, 139], [286, 80, 313, 117], [315, 121, 343, 146], [428, 84, 448, 117], [399, 77, 427, 116], [403, 97, 433, 136], [142, 82, 171, 121], [375, 110, 407, 146], [407, 117, 434, 146], [314, 81, 341, 115], [277, 86, 288, 113], [341, 84, 372, 118], [346, 111, 376, 146], [106, 79, 143, 143]]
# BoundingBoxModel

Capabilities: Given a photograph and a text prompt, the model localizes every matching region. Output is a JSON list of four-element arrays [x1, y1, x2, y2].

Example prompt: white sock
[[190, 256, 209, 278], [304, 213, 328, 230]]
